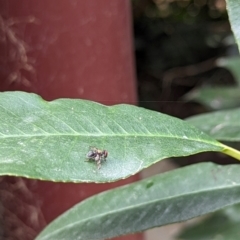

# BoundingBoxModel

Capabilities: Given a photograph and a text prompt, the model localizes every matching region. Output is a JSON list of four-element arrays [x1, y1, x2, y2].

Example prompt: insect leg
[[97, 160, 101, 170]]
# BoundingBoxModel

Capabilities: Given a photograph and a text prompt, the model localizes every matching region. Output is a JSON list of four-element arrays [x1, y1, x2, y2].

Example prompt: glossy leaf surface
[[35, 163, 240, 240], [186, 108, 240, 141], [0, 91, 223, 182]]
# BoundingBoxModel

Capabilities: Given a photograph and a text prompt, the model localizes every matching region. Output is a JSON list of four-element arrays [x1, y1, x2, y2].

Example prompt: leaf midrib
[[0, 133, 219, 145]]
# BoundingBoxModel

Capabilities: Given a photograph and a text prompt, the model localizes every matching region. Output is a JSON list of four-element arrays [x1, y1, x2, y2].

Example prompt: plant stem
[[221, 143, 240, 161]]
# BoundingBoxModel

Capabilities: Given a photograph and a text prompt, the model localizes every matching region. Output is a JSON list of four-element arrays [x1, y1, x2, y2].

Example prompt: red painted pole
[[0, 1, 142, 239]]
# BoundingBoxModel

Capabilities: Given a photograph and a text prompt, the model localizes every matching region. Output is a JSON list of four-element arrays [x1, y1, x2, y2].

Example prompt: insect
[[86, 147, 108, 169]]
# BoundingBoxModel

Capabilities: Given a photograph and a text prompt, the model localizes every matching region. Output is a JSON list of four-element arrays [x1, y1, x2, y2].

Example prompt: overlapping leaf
[[186, 108, 240, 141], [35, 163, 240, 240], [183, 86, 240, 110]]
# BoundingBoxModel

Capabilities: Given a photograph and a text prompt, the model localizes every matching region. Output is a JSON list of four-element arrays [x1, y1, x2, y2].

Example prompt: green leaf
[[0, 91, 223, 182], [183, 86, 240, 110], [35, 163, 240, 240], [177, 203, 240, 240], [217, 57, 240, 86], [186, 108, 240, 141], [226, 0, 240, 51]]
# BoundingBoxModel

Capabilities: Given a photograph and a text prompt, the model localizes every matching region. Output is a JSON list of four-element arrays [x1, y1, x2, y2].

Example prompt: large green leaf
[[0, 91, 223, 182], [226, 0, 240, 51], [35, 163, 240, 240], [186, 108, 240, 141]]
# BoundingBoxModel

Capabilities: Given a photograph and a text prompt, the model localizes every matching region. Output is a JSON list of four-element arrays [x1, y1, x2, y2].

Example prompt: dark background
[[133, 0, 236, 117]]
